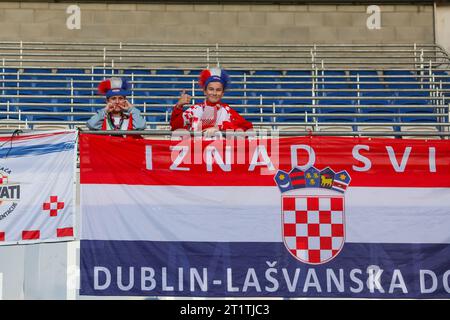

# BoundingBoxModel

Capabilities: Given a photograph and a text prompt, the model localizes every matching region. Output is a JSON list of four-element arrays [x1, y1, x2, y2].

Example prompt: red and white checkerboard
[[282, 195, 345, 264], [0, 174, 8, 184], [42, 195, 65, 217]]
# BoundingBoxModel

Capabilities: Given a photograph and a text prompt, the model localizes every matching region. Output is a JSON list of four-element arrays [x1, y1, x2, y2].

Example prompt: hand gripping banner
[[0, 130, 77, 245], [79, 133, 450, 298]]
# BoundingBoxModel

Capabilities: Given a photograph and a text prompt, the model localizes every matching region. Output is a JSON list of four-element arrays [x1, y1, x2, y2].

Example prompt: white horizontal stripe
[[81, 185, 450, 244], [9, 131, 76, 148]]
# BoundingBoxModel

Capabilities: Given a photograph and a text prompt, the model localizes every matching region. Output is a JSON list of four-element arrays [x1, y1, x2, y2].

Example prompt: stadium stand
[[0, 42, 448, 137]]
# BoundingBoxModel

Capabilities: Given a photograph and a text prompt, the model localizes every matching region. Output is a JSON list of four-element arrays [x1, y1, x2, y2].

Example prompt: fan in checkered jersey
[[274, 166, 351, 265]]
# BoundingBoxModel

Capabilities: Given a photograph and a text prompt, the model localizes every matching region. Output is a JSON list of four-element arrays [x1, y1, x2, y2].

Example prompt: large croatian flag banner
[[0, 130, 76, 245], [79, 133, 450, 298]]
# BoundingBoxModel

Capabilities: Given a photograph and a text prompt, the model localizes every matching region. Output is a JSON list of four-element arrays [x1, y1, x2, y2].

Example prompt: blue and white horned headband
[[199, 68, 230, 90]]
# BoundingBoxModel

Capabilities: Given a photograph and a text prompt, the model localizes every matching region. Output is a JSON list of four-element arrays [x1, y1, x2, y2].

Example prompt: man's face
[[107, 95, 126, 113], [204, 82, 224, 104]]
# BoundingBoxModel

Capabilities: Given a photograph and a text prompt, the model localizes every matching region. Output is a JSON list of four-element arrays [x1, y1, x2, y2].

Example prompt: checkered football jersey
[[182, 101, 234, 131]]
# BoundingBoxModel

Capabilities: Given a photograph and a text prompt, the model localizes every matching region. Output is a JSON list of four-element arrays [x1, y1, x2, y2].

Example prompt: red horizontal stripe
[[79, 134, 450, 188], [0, 131, 70, 142], [290, 172, 305, 178], [333, 182, 348, 189], [22, 230, 40, 240], [57, 227, 74, 238], [0, 232, 4, 241]]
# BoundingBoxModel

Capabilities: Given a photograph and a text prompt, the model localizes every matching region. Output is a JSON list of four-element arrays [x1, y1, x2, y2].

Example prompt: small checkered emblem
[[0, 173, 8, 185], [43, 195, 65, 217], [282, 195, 345, 264]]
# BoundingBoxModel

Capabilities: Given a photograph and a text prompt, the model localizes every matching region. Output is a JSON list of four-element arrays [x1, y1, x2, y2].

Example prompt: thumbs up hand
[[175, 90, 191, 109]]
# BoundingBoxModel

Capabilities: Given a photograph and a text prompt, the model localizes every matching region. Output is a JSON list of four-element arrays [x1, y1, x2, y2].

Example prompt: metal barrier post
[[131, 73, 134, 105], [103, 47, 106, 76], [19, 41, 23, 68], [191, 79, 195, 105], [216, 43, 220, 68]]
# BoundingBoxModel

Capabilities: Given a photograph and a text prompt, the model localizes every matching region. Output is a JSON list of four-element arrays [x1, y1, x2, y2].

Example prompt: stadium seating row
[[0, 68, 448, 129]]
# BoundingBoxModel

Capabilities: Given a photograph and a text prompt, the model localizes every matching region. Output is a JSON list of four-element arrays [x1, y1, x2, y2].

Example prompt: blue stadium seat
[[400, 113, 437, 123], [249, 90, 283, 102], [155, 69, 184, 75], [154, 70, 184, 88], [172, 78, 194, 90], [227, 79, 244, 90], [433, 70, 450, 90], [18, 104, 56, 113], [73, 87, 94, 96], [358, 117, 397, 128], [246, 77, 280, 89], [226, 70, 249, 76], [27, 114, 69, 122], [253, 70, 281, 76], [317, 71, 351, 100], [134, 76, 173, 89], [384, 70, 432, 100], [286, 90, 312, 99], [224, 95, 245, 106], [71, 76, 94, 89], [124, 70, 152, 87], [123, 69, 150, 75], [358, 90, 395, 107], [318, 115, 356, 124], [23, 68, 52, 74], [3, 71, 19, 87], [1, 68, 18, 73], [88, 68, 113, 81], [72, 114, 93, 121], [384, 70, 419, 89], [246, 70, 282, 89], [182, 72, 200, 84], [350, 70, 384, 89], [318, 70, 348, 88], [1, 67, 19, 93], [58, 104, 93, 113], [56, 68, 86, 74], [135, 94, 174, 112], [318, 90, 357, 105], [286, 70, 311, 76], [55, 68, 88, 88], [349, 70, 378, 76], [359, 98, 397, 115], [280, 71, 312, 90], [276, 113, 308, 123], [72, 97, 104, 108], [281, 83, 312, 90]]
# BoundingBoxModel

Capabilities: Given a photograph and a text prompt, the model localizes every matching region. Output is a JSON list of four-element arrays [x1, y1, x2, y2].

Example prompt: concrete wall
[[0, 2, 434, 44], [0, 242, 71, 299], [435, 3, 450, 54]]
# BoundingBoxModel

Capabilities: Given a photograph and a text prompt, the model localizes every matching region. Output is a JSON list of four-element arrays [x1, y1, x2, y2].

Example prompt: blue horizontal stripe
[[0, 141, 75, 158], [80, 240, 450, 298]]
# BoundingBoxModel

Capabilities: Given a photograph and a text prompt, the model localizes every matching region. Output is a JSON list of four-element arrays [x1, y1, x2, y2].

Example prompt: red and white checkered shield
[[282, 195, 345, 265]]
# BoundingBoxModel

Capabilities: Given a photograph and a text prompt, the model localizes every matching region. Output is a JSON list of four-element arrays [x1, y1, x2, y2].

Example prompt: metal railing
[[0, 42, 449, 69], [0, 42, 449, 137]]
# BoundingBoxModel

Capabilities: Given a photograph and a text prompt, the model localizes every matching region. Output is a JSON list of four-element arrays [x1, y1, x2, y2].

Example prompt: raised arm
[[170, 90, 192, 131]]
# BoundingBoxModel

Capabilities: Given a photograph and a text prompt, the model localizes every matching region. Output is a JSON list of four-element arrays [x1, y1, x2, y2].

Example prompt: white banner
[[0, 131, 77, 245]]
